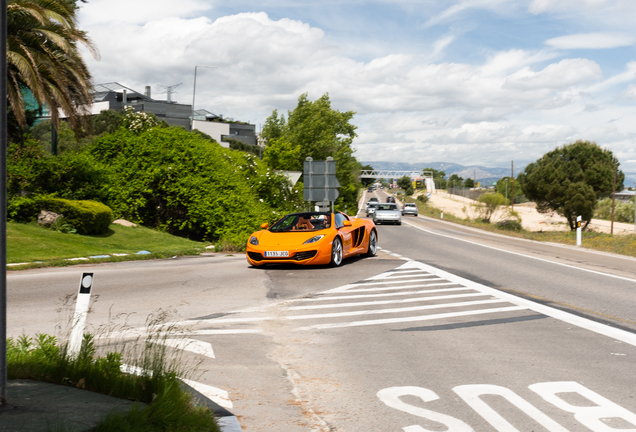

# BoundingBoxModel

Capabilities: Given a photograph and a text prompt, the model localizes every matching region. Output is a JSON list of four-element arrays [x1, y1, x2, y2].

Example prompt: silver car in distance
[[402, 202, 418, 216], [373, 203, 402, 225]]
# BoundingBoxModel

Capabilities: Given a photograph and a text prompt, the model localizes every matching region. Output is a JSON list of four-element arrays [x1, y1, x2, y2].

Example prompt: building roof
[[92, 82, 153, 102]]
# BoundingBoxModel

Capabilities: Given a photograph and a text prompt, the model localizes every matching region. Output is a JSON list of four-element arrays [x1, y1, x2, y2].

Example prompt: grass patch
[[7, 315, 221, 431], [7, 221, 211, 267], [407, 197, 636, 258]]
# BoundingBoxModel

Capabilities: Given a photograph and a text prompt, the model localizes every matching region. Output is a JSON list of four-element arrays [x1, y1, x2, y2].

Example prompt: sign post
[[303, 157, 340, 208], [68, 273, 95, 358]]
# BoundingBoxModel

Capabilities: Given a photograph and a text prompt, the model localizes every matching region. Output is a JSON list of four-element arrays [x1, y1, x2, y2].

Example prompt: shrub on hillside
[[476, 192, 508, 222], [89, 127, 300, 243], [7, 140, 108, 201], [495, 219, 523, 231], [417, 195, 429, 204], [8, 195, 113, 235], [595, 198, 635, 223]]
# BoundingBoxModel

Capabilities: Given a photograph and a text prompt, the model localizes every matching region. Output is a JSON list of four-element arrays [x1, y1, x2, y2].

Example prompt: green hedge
[[9, 196, 113, 235]]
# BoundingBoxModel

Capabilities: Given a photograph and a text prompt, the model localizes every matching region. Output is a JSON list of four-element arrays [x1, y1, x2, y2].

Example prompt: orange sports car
[[246, 211, 378, 267]]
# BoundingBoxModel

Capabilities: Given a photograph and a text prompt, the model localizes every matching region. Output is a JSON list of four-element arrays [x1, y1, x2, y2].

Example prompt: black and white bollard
[[68, 273, 94, 357], [576, 216, 582, 247]]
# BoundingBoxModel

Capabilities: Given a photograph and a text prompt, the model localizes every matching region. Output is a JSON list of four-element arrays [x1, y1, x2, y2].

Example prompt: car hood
[[257, 230, 327, 248]]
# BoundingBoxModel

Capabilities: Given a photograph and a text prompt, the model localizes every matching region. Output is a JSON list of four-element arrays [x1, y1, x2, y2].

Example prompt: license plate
[[264, 251, 289, 257]]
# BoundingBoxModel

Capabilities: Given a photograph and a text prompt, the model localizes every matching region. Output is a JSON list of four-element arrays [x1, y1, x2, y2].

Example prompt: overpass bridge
[[359, 170, 436, 192], [359, 170, 433, 179]]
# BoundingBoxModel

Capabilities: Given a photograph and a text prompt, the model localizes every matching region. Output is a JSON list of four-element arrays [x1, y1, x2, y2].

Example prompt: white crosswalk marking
[[288, 292, 491, 310], [298, 306, 527, 330], [293, 287, 473, 302], [193, 260, 537, 332]]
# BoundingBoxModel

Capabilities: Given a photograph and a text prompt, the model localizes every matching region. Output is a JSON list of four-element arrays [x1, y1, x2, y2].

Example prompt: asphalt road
[[7, 196, 636, 431]]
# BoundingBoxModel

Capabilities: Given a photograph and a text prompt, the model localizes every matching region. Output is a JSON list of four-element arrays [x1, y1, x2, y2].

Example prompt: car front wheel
[[365, 230, 377, 257], [330, 237, 343, 267]]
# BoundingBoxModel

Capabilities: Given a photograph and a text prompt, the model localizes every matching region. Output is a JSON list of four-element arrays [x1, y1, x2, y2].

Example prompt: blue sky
[[77, 0, 636, 181]]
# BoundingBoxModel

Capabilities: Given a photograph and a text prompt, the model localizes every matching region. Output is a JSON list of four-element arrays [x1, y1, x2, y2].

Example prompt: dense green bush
[[89, 127, 300, 243], [7, 140, 108, 201], [10, 121, 304, 246], [227, 138, 262, 158], [8, 195, 113, 235]]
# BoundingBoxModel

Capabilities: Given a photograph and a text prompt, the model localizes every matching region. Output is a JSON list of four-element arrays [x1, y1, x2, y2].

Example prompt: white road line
[[160, 338, 215, 358], [193, 316, 268, 324], [399, 260, 636, 347], [328, 282, 459, 293], [181, 378, 234, 409], [299, 306, 527, 330], [193, 299, 506, 324], [374, 272, 437, 280], [290, 287, 473, 302], [365, 268, 431, 279], [340, 277, 442, 286], [378, 269, 430, 275], [286, 299, 505, 320], [193, 329, 263, 335], [403, 220, 636, 284], [120, 364, 235, 410], [288, 292, 488, 310]]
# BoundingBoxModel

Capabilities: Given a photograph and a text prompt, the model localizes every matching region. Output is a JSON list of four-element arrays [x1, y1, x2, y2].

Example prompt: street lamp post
[[191, 65, 216, 130], [1, 0, 7, 407]]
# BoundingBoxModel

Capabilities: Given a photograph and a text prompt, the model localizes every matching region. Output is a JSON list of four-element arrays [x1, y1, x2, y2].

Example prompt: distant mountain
[[361, 161, 524, 185], [361, 161, 636, 189]]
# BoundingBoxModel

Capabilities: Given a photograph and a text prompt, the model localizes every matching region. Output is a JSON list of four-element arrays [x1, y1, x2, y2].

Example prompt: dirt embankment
[[424, 192, 635, 235]]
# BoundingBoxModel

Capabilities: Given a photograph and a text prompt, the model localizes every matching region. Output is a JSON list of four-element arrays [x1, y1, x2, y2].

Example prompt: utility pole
[[611, 160, 617, 235], [473, 170, 476, 201], [510, 161, 514, 211], [1, 0, 8, 407]]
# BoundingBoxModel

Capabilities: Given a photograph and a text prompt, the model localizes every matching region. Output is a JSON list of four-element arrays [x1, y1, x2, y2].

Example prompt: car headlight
[[303, 235, 324, 244], [249, 236, 259, 246]]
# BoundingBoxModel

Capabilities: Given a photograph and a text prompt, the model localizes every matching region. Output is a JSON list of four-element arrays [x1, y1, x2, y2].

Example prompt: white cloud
[[546, 33, 634, 50], [78, 6, 636, 169], [504, 59, 603, 90], [78, 0, 212, 25], [529, 0, 613, 14], [432, 34, 456, 58], [424, 0, 514, 27]]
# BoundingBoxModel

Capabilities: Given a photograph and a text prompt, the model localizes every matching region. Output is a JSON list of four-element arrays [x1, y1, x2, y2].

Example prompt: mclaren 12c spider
[[246, 211, 378, 267]]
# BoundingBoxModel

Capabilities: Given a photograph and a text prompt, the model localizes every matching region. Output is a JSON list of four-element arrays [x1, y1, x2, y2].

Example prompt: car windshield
[[377, 204, 398, 211], [405, 203, 416, 207], [367, 202, 379, 207], [269, 212, 331, 232]]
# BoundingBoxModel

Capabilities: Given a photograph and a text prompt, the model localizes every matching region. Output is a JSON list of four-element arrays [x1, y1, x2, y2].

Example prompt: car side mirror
[[261, 222, 269, 229], [342, 220, 352, 227]]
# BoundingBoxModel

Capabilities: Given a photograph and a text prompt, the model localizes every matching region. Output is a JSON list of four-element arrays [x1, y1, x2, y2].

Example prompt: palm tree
[[6, 0, 98, 133]]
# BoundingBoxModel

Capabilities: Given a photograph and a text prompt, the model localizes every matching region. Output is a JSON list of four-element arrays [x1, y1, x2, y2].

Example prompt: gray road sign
[[303, 158, 340, 202]]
